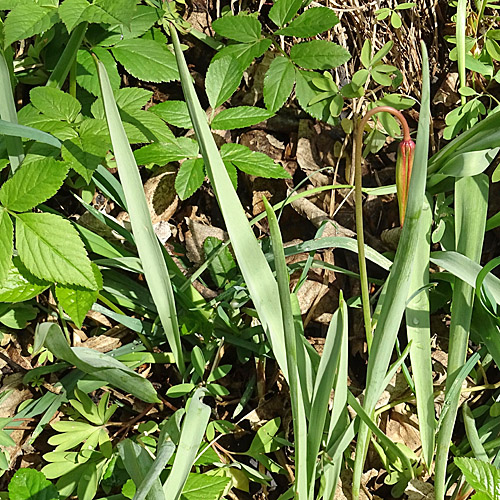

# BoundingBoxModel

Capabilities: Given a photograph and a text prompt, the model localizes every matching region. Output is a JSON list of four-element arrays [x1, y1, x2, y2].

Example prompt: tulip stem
[[354, 106, 412, 351]]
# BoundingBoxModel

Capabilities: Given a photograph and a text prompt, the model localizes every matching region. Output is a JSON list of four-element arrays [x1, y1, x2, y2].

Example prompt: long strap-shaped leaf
[[264, 197, 308, 498], [95, 58, 185, 373], [118, 439, 166, 500], [351, 42, 430, 499], [169, 24, 288, 378], [46, 22, 88, 89], [0, 49, 23, 171], [405, 196, 434, 469], [434, 174, 489, 500], [39, 322, 160, 403], [0, 119, 61, 148], [162, 388, 210, 500]]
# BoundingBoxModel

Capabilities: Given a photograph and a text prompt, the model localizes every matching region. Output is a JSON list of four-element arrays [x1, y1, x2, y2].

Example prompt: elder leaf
[[0, 158, 69, 212], [15, 212, 97, 289]]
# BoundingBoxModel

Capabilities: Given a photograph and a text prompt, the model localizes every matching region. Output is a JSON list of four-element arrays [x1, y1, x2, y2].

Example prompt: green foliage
[[1, 3, 500, 500], [212, 12, 262, 43], [111, 38, 178, 83], [263, 56, 296, 113], [205, 56, 243, 109], [15, 212, 97, 289], [175, 158, 205, 200], [454, 458, 500, 500], [275, 7, 339, 37], [0, 158, 68, 212], [8, 468, 58, 500]]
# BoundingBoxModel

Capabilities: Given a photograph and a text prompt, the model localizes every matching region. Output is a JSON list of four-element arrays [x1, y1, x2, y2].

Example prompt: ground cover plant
[[0, 0, 500, 499]]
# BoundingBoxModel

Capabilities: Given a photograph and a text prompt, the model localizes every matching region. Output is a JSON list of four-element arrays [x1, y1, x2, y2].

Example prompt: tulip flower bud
[[396, 138, 415, 226]]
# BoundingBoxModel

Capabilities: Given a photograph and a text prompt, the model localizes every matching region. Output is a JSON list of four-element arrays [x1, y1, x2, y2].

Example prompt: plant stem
[[354, 106, 411, 350]]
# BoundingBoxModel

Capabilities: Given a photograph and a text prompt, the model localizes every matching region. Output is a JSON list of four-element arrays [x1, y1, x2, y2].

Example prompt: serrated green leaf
[[295, 70, 336, 125], [62, 131, 108, 183], [134, 137, 199, 165], [150, 100, 192, 128], [3, 1, 59, 48], [77, 47, 120, 96], [269, 0, 302, 27], [97, 5, 159, 45], [206, 56, 243, 109], [471, 493, 491, 500], [18, 105, 78, 141], [455, 457, 500, 499], [92, 88, 154, 121], [263, 56, 295, 113], [0, 158, 69, 212], [111, 38, 179, 83], [290, 40, 351, 70], [175, 158, 205, 200], [94, 0, 137, 25], [8, 468, 59, 500], [181, 473, 230, 500], [212, 13, 262, 43], [211, 106, 274, 130], [30, 87, 81, 122], [15, 212, 97, 289], [122, 109, 177, 144], [221, 143, 290, 178], [275, 7, 339, 37], [0, 257, 50, 303], [56, 263, 102, 328], [214, 39, 272, 72], [58, 0, 91, 33], [0, 208, 13, 286]]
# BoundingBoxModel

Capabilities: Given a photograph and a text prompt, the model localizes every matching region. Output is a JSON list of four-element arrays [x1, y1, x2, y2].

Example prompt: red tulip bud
[[396, 138, 415, 226]]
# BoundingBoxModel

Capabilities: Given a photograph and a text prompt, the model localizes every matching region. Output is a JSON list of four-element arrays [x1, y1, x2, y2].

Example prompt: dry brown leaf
[[184, 219, 227, 264]]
